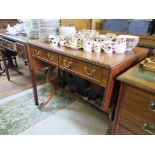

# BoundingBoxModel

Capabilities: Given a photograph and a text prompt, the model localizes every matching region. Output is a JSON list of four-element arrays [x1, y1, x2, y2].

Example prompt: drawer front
[[117, 125, 134, 135], [1, 38, 17, 51], [59, 55, 108, 86], [16, 42, 27, 61], [59, 55, 80, 73], [120, 109, 155, 135], [122, 85, 155, 122], [32, 46, 58, 66], [80, 61, 103, 83]]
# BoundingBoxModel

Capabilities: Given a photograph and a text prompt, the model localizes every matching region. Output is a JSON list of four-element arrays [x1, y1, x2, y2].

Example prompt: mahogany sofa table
[[27, 39, 149, 113]]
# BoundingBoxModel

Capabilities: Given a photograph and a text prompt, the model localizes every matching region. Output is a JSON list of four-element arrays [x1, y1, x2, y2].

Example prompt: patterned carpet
[[0, 83, 76, 135], [0, 58, 76, 134]]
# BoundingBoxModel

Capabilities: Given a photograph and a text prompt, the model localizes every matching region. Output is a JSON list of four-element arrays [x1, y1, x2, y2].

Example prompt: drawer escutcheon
[[63, 59, 73, 68], [148, 101, 155, 112], [47, 53, 55, 61], [142, 121, 155, 135], [84, 66, 96, 76], [34, 49, 40, 56]]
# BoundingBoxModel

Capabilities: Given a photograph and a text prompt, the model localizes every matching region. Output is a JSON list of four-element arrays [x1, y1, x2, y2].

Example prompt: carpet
[[0, 83, 76, 135], [21, 100, 110, 135]]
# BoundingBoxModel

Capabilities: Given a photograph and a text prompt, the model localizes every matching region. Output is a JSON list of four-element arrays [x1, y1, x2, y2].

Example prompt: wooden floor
[[0, 58, 46, 99]]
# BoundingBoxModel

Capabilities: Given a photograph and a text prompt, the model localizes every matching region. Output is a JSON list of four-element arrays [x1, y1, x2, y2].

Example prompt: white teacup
[[103, 41, 115, 54], [83, 41, 93, 52], [96, 34, 106, 42], [49, 39, 59, 47], [59, 35, 65, 46], [106, 33, 117, 41], [93, 41, 101, 53], [48, 34, 57, 40], [48, 35, 59, 47]]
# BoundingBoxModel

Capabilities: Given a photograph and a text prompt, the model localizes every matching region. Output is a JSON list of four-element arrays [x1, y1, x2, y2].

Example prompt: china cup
[[102, 41, 115, 54], [83, 41, 93, 52], [105, 33, 117, 41], [96, 34, 106, 42], [59, 35, 65, 46], [93, 41, 102, 53], [48, 35, 59, 47], [48, 34, 57, 41]]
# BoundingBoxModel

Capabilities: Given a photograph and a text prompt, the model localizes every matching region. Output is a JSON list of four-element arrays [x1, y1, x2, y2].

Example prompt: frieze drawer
[[16, 42, 28, 61], [32, 46, 58, 66], [1, 38, 17, 51], [59, 55, 109, 86]]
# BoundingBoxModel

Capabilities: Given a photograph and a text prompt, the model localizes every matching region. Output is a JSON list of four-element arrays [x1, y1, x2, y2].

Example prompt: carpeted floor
[[0, 58, 46, 99], [0, 83, 77, 135], [0, 82, 110, 135], [21, 100, 110, 135], [0, 57, 110, 135]]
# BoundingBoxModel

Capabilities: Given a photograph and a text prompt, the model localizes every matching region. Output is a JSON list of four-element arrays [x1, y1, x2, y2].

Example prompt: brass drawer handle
[[47, 53, 55, 61], [63, 59, 73, 68], [34, 49, 40, 56], [142, 121, 155, 134], [84, 66, 96, 76], [148, 101, 155, 112]]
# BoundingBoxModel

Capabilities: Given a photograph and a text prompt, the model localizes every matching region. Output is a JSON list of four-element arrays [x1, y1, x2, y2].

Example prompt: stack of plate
[[27, 19, 40, 39], [39, 19, 60, 42], [21, 19, 31, 34]]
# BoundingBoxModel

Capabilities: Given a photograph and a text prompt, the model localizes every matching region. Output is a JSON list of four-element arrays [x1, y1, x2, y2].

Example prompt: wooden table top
[[117, 63, 155, 94], [0, 33, 28, 43], [28, 39, 149, 69], [0, 33, 149, 69]]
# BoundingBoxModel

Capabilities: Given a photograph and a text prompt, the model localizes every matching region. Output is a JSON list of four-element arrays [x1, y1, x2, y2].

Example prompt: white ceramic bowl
[[117, 35, 139, 51]]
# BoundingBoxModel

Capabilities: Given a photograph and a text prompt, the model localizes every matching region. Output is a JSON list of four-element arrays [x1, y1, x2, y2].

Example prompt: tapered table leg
[[0, 49, 10, 81], [103, 78, 114, 112], [27, 45, 39, 106], [60, 70, 65, 88], [30, 67, 39, 106], [38, 65, 57, 109]]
